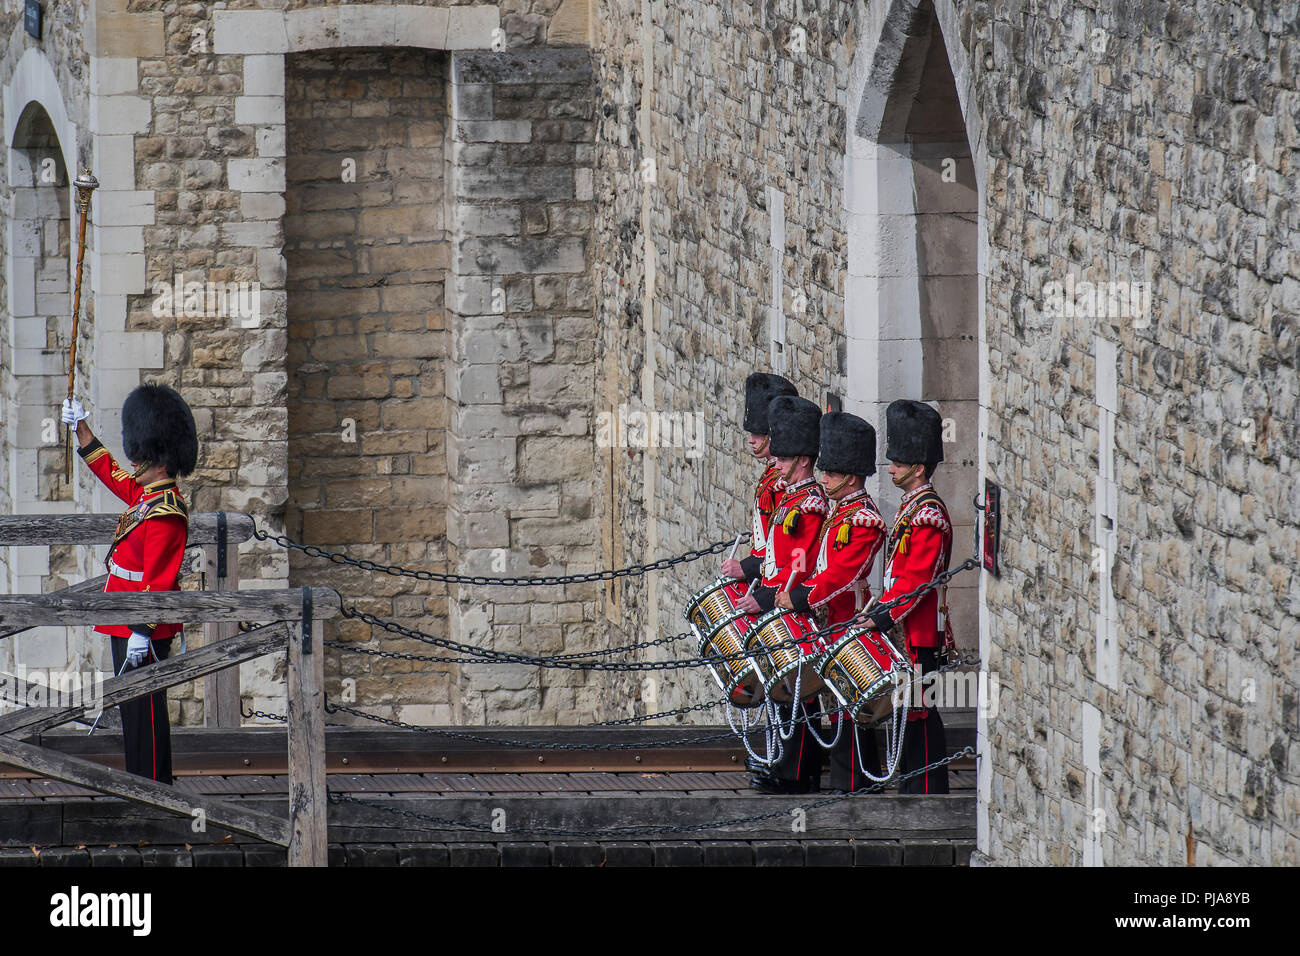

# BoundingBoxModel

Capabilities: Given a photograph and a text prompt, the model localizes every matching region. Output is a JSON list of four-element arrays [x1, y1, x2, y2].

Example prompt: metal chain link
[[240, 704, 287, 723], [326, 746, 977, 838], [250, 518, 746, 586]]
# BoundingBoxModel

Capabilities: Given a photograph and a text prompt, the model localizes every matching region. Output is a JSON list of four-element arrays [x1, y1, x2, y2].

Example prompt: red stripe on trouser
[[923, 718, 929, 794]]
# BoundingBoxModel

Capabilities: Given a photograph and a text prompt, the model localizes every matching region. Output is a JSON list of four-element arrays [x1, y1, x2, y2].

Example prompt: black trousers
[[897, 647, 949, 795], [828, 713, 882, 792], [768, 697, 824, 784], [109, 636, 174, 786]]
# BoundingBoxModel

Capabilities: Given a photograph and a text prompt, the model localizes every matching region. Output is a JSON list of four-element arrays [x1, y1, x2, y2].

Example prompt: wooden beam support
[[0, 587, 340, 629], [287, 600, 326, 866], [0, 733, 290, 846], [0, 622, 290, 738], [204, 515, 242, 727], [0, 575, 109, 640], [0, 512, 256, 546]]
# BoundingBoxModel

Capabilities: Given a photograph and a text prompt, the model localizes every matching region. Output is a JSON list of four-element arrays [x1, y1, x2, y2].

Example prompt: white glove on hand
[[61, 398, 87, 426], [126, 632, 152, 667]]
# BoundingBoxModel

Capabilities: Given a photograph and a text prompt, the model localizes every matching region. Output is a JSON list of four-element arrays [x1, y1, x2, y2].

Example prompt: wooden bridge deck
[[0, 719, 977, 866]]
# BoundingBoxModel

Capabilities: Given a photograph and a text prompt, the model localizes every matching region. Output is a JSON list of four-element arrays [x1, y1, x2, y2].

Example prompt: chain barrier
[[326, 746, 976, 838], [331, 559, 977, 673], [250, 518, 745, 587]]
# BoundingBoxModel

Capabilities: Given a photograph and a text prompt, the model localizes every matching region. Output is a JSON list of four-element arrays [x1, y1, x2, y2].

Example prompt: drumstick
[[725, 534, 743, 562]]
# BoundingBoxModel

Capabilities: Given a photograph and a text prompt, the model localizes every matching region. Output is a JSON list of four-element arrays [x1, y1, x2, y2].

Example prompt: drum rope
[[324, 746, 977, 838], [251, 518, 748, 586]]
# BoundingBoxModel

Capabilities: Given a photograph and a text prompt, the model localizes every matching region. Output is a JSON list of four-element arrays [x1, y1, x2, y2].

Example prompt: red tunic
[[788, 489, 886, 628], [868, 483, 952, 653], [78, 436, 190, 640], [749, 459, 784, 561], [747, 477, 828, 612]]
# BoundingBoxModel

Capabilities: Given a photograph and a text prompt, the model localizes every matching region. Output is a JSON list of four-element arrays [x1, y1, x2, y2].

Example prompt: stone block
[[235, 96, 285, 126], [94, 13, 165, 57], [214, 10, 288, 54], [90, 57, 140, 96], [446, 6, 500, 50], [228, 158, 286, 193], [456, 237, 586, 276]]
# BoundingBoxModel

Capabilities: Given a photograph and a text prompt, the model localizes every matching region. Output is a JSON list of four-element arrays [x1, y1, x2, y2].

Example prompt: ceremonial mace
[[64, 169, 99, 483]]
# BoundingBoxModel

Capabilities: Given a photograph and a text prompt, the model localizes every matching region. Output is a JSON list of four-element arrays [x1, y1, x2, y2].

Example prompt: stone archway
[[844, 0, 991, 856]]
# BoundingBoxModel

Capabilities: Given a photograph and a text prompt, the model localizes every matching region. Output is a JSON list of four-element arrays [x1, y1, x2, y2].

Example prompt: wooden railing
[[0, 513, 337, 866]]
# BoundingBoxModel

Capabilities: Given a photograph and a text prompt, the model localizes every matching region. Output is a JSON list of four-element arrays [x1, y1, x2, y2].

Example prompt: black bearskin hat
[[817, 411, 876, 477], [767, 395, 821, 461], [884, 399, 944, 466], [743, 373, 797, 434], [122, 384, 199, 477]]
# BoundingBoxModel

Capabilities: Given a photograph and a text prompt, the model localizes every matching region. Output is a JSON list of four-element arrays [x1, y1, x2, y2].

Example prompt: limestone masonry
[[0, 0, 1293, 865]]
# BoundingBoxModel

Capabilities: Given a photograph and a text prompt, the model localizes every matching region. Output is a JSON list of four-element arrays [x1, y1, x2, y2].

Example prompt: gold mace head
[[74, 168, 98, 210]]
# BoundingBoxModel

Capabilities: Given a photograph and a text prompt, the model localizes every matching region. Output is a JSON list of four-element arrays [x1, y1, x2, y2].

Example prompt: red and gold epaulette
[[911, 503, 950, 534], [793, 486, 829, 515], [846, 502, 885, 529]]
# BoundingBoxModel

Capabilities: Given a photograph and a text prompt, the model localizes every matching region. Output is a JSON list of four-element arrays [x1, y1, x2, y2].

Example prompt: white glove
[[61, 398, 87, 426], [175, 632, 187, 656], [125, 632, 152, 667]]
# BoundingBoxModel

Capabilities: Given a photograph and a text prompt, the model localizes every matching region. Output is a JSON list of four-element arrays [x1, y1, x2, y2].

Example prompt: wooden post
[[287, 589, 326, 866], [204, 512, 241, 727]]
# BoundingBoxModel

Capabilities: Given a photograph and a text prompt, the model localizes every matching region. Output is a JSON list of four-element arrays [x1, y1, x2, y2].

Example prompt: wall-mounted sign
[[982, 479, 1001, 578], [25, 0, 41, 40]]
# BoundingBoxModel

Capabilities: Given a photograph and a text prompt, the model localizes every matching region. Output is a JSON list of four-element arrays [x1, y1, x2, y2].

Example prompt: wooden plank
[[287, 610, 326, 866], [0, 512, 255, 546], [0, 575, 109, 640], [0, 587, 340, 629], [203, 531, 242, 728], [0, 734, 290, 845], [0, 622, 291, 738], [324, 792, 976, 843]]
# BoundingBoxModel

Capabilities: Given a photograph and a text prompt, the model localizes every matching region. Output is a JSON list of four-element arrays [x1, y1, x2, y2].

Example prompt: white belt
[[108, 559, 143, 582]]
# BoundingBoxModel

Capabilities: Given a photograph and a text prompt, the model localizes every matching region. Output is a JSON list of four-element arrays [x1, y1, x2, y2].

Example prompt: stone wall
[[444, 48, 601, 724], [588, 0, 1299, 867], [589, 0, 859, 717], [284, 47, 453, 722]]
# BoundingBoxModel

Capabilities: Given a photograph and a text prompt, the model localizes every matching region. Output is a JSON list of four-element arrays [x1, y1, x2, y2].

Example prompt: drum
[[684, 578, 750, 641], [745, 609, 820, 696], [697, 609, 761, 705], [814, 624, 914, 726], [685, 578, 763, 707]]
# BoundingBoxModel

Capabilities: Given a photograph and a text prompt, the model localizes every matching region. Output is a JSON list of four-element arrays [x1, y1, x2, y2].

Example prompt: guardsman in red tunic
[[732, 395, 828, 793], [863, 400, 952, 794], [62, 384, 197, 786], [774, 411, 887, 792], [720, 373, 797, 592]]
